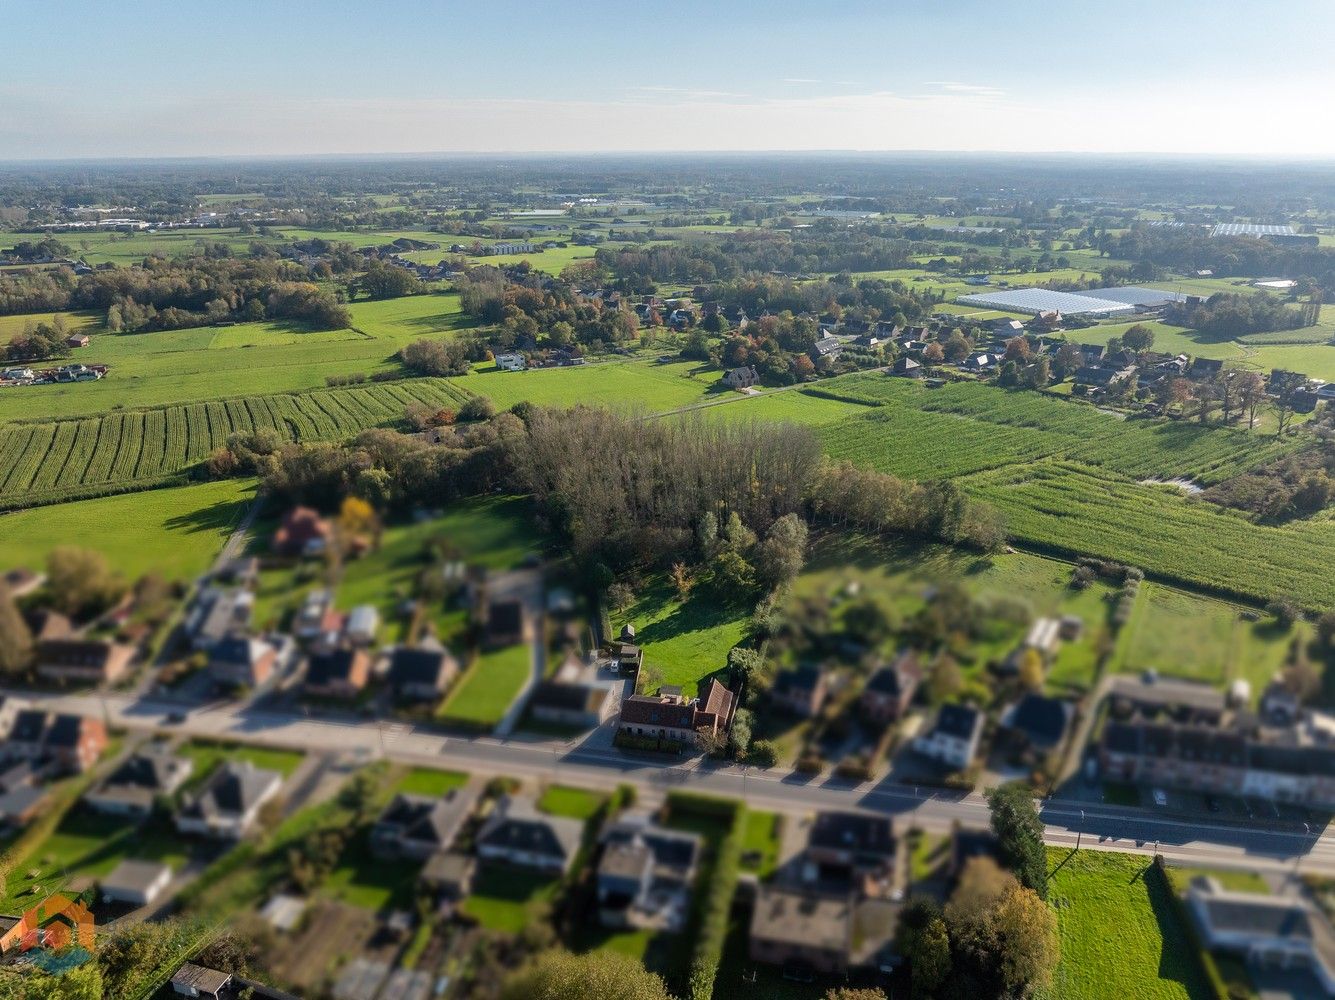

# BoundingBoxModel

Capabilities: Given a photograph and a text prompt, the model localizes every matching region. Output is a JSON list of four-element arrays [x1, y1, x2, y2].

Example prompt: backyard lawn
[[460, 865, 563, 933], [436, 643, 532, 728], [615, 577, 750, 691], [538, 785, 606, 821], [738, 809, 782, 878], [1042, 849, 1214, 1000]]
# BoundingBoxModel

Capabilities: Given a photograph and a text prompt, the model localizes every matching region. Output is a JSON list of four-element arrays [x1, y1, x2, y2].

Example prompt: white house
[[100, 859, 173, 907], [913, 704, 983, 770], [494, 353, 526, 372], [175, 761, 282, 839]]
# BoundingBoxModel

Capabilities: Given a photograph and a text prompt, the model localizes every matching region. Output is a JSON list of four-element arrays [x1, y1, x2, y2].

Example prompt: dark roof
[[305, 648, 364, 686], [34, 639, 116, 667], [103, 750, 186, 792], [487, 600, 524, 636], [773, 665, 823, 697], [808, 811, 895, 857], [10, 709, 49, 744], [42, 713, 86, 749], [376, 789, 475, 849], [1006, 694, 1071, 748], [477, 795, 582, 862], [180, 761, 279, 821], [934, 704, 981, 739], [865, 654, 920, 697], [530, 680, 606, 714], [388, 646, 453, 687]]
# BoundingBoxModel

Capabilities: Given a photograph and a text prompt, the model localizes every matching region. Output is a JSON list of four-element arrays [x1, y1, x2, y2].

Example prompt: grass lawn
[[538, 785, 606, 820], [1042, 848, 1214, 1000], [0, 808, 191, 910], [436, 643, 532, 728], [0, 478, 254, 581], [460, 865, 563, 933], [1112, 582, 1303, 699], [738, 809, 781, 878], [615, 577, 749, 691], [393, 767, 468, 796], [445, 357, 720, 414], [1163, 864, 1269, 895], [177, 740, 305, 787]]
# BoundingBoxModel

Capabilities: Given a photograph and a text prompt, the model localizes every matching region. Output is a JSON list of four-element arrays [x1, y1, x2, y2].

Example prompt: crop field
[[0, 378, 471, 507], [0, 478, 253, 580], [810, 376, 1293, 485], [963, 461, 1335, 607]]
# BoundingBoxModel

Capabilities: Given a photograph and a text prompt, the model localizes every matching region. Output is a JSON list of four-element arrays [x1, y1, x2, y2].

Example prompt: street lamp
[[1076, 809, 1085, 852]]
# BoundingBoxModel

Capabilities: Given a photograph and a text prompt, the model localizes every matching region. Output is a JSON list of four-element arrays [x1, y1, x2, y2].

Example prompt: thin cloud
[[924, 81, 1007, 98], [783, 78, 822, 84]]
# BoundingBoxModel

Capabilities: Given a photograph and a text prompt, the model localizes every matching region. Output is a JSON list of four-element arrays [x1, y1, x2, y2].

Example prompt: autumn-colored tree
[[502, 949, 675, 1000], [46, 546, 122, 618], [1018, 647, 1045, 690]]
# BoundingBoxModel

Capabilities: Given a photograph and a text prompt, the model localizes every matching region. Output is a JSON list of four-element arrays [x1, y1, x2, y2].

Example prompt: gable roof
[[1005, 694, 1072, 748], [865, 653, 920, 697], [808, 811, 895, 857], [933, 704, 982, 740], [477, 794, 583, 863], [305, 647, 367, 687], [375, 788, 477, 849], [388, 645, 455, 687], [180, 761, 280, 822]]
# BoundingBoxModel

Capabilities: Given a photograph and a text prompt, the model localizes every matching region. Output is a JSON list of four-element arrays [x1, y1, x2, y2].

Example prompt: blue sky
[[5, 0, 1334, 158]]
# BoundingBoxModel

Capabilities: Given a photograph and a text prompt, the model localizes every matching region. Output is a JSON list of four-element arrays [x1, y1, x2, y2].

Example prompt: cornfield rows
[[0, 378, 472, 506]]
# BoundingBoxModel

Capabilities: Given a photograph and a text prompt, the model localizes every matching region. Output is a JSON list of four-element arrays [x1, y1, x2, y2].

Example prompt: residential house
[[596, 810, 701, 931], [1075, 364, 1135, 388], [34, 638, 134, 686], [891, 356, 922, 378], [1108, 673, 1226, 725], [208, 635, 276, 690], [272, 506, 332, 558], [419, 851, 476, 905], [387, 641, 458, 701], [1000, 694, 1073, 754], [722, 365, 760, 389], [100, 859, 172, 907], [993, 319, 1026, 336], [810, 336, 844, 363], [494, 352, 527, 372], [748, 886, 901, 977], [186, 587, 254, 651], [528, 679, 612, 729], [617, 679, 736, 748], [86, 747, 193, 816], [371, 786, 478, 861], [1186, 877, 1335, 994], [860, 653, 921, 725], [475, 793, 583, 874], [303, 647, 371, 699], [23, 609, 73, 643], [65, 334, 89, 349], [4, 711, 107, 773], [607, 640, 643, 675], [771, 665, 828, 718], [913, 704, 983, 770], [176, 761, 283, 839], [169, 963, 300, 1000], [805, 811, 897, 892], [1188, 357, 1225, 380], [964, 352, 998, 371]]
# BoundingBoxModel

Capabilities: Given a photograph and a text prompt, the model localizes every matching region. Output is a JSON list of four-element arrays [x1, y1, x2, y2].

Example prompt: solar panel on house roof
[[955, 288, 1136, 316], [1211, 223, 1295, 237]]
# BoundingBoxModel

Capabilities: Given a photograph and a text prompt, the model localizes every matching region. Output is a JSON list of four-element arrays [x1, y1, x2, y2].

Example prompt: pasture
[[0, 478, 253, 580], [446, 357, 722, 412], [614, 576, 750, 691]]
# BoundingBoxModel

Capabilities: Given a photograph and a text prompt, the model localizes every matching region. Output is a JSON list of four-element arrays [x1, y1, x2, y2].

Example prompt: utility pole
[[1076, 809, 1085, 851]]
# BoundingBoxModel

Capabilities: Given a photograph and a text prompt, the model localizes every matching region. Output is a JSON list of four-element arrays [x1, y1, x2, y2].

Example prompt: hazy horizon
[[9, 0, 1335, 160]]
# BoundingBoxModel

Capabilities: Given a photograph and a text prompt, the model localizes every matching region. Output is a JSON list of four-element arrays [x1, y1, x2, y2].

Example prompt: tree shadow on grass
[[1142, 859, 1217, 996]]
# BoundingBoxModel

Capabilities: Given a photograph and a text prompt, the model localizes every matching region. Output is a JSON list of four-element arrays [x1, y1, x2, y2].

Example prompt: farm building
[[956, 288, 1136, 317]]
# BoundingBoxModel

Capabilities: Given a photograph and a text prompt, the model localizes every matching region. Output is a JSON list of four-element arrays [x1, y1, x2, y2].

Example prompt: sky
[[5, 0, 1335, 160]]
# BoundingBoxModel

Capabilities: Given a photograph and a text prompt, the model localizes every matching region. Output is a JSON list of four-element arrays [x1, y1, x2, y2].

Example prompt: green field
[[392, 767, 468, 796], [436, 643, 532, 728], [445, 357, 722, 413], [614, 577, 750, 691], [0, 378, 472, 508], [177, 740, 305, 785], [965, 461, 1335, 608], [1042, 849, 1213, 1000], [0, 477, 252, 580], [0, 292, 473, 423]]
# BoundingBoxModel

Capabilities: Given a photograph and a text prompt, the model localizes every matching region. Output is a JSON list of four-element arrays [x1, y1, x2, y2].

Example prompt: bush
[[749, 740, 780, 768], [458, 394, 497, 422]]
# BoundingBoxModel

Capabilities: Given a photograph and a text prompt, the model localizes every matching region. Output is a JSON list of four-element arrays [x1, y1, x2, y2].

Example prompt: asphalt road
[[27, 688, 1334, 877]]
